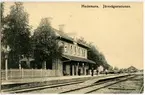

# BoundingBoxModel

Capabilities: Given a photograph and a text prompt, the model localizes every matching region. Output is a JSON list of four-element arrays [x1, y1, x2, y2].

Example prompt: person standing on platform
[[78, 68, 81, 76], [105, 69, 108, 75], [96, 69, 99, 75], [91, 68, 94, 76]]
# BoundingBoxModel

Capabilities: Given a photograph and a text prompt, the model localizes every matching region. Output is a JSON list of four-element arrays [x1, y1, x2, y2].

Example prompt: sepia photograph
[[1, 1, 144, 94]]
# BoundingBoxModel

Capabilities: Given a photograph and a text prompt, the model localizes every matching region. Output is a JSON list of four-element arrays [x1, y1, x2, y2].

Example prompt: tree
[[1, 2, 4, 26], [1, 2, 5, 69], [32, 18, 62, 69], [88, 44, 111, 70], [77, 37, 111, 70], [98, 53, 110, 70], [2, 2, 31, 68], [1, 2, 5, 44], [108, 65, 113, 71], [88, 44, 101, 67]]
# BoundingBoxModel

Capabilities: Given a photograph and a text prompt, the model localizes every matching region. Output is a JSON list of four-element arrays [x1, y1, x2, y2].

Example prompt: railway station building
[[49, 28, 96, 76], [19, 28, 96, 76], [1, 27, 96, 79]]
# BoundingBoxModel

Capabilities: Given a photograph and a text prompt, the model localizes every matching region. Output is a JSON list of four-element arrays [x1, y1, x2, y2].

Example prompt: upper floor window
[[83, 49, 85, 57], [78, 47, 80, 56], [82, 49, 84, 57], [85, 50, 87, 58], [82, 49, 85, 57], [68, 44, 70, 54], [64, 44, 68, 53], [70, 45, 73, 53], [74, 46, 77, 55]]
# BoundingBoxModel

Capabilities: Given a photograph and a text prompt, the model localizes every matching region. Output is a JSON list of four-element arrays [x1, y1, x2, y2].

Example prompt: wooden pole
[[5, 58, 8, 80]]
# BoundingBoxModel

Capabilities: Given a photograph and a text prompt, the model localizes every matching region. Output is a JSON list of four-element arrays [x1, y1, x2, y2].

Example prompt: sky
[[4, 2, 143, 69]]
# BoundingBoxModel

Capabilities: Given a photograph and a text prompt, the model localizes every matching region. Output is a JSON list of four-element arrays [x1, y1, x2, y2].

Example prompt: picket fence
[[1, 69, 57, 80]]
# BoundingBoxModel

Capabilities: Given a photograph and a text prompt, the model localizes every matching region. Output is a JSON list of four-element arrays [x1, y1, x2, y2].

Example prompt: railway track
[[85, 75, 136, 94], [3, 81, 84, 93], [139, 85, 144, 93], [2, 74, 143, 94], [1, 74, 121, 93], [59, 74, 135, 94], [1, 78, 97, 93]]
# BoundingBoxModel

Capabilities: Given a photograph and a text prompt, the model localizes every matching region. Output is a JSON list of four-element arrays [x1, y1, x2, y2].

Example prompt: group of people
[[91, 68, 108, 76], [78, 68, 108, 76], [64, 67, 108, 76]]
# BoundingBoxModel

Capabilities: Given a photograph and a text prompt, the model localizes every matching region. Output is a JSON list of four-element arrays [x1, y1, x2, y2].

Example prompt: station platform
[[1, 73, 132, 93], [1, 74, 128, 86]]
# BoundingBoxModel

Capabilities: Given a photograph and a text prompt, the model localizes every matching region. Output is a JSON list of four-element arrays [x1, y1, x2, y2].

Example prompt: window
[[82, 49, 85, 57], [64, 44, 68, 53], [83, 50, 85, 57], [85, 50, 87, 58], [80, 48, 83, 57], [76, 47, 79, 56], [75, 46, 77, 55], [84, 50, 86, 57], [70, 45, 73, 54], [78, 48, 80, 56], [68, 44, 70, 54], [82, 49, 83, 57], [82, 49, 84, 57], [71, 45, 74, 54]]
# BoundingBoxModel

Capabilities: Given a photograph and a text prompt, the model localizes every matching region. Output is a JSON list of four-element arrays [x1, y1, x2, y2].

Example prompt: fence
[[1, 69, 57, 80]]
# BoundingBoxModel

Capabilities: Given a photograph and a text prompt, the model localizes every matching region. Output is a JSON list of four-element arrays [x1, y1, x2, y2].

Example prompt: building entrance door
[[63, 63, 66, 76], [70, 64, 72, 75]]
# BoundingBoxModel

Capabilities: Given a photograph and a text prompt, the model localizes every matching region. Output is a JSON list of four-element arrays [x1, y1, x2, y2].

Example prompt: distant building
[[127, 66, 138, 73]]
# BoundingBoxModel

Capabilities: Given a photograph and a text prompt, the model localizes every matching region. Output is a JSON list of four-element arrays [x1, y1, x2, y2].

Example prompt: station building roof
[[52, 28, 90, 49], [62, 54, 96, 64]]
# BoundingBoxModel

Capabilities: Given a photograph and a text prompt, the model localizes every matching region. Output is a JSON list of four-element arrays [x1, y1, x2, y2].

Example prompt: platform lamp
[[4, 46, 10, 80]]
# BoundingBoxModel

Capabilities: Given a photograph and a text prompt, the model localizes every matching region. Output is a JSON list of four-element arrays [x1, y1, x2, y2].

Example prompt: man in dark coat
[[96, 69, 99, 75], [78, 68, 81, 76], [91, 68, 94, 76]]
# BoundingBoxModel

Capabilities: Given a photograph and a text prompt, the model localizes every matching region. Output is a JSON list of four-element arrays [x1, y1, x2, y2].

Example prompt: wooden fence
[[1, 69, 57, 80]]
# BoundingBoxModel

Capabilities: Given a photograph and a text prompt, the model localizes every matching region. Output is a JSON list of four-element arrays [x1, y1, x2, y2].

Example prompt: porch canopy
[[62, 55, 95, 64], [20, 58, 34, 62]]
